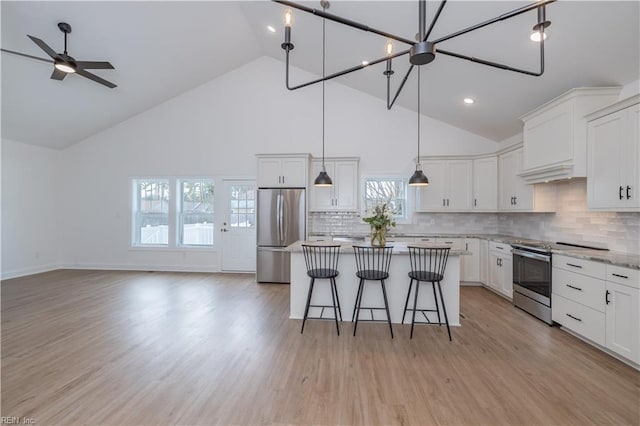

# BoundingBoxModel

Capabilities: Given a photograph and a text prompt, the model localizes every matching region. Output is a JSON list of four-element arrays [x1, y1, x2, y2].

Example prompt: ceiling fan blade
[[27, 35, 58, 59], [51, 68, 67, 80], [1, 48, 53, 64], [75, 68, 117, 89], [75, 61, 114, 70]]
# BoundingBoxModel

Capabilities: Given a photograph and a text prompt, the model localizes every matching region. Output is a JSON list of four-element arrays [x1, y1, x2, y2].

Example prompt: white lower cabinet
[[553, 256, 640, 366], [461, 238, 481, 282], [479, 239, 489, 284], [488, 242, 512, 298]]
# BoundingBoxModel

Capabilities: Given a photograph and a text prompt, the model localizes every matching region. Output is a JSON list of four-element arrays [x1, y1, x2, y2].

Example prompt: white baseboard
[[1, 264, 60, 280], [61, 263, 221, 273]]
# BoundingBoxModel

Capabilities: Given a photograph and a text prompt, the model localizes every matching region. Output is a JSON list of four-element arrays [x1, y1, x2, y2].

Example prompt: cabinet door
[[334, 161, 359, 211], [473, 157, 498, 211], [624, 104, 639, 208], [447, 160, 473, 211], [309, 161, 335, 211], [479, 239, 489, 284], [511, 149, 533, 210], [499, 151, 517, 210], [416, 161, 447, 211], [587, 109, 627, 209], [281, 157, 308, 187], [488, 253, 502, 291], [257, 158, 283, 188], [461, 238, 480, 282], [500, 256, 513, 298], [605, 281, 640, 363]]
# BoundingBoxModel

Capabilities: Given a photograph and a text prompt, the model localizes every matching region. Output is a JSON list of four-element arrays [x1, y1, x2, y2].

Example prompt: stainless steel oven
[[512, 245, 552, 325]]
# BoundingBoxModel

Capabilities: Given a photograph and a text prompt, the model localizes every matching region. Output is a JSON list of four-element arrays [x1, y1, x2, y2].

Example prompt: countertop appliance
[[511, 241, 608, 325], [257, 188, 305, 283]]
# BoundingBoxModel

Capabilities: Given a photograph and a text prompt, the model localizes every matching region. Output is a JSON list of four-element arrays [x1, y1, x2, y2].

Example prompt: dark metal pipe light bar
[[275, 0, 555, 108]]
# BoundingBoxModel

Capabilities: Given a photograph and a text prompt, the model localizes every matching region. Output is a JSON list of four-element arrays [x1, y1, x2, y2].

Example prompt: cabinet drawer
[[308, 236, 331, 242], [436, 238, 465, 250], [552, 294, 606, 346], [553, 255, 606, 279], [606, 265, 640, 289], [415, 237, 437, 243], [552, 267, 605, 312], [386, 237, 415, 243], [489, 241, 512, 254]]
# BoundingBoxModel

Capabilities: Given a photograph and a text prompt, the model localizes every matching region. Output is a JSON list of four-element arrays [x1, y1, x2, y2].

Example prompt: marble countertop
[[287, 240, 469, 256], [308, 233, 640, 269]]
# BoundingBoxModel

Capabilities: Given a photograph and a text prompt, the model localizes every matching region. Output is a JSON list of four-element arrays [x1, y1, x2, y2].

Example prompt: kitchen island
[[287, 241, 467, 325]]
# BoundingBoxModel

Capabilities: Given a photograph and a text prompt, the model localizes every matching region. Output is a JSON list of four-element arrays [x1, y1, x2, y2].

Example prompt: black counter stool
[[301, 244, 342, 335], [403, 246, 451, 340], [352, 245, 394, 338]]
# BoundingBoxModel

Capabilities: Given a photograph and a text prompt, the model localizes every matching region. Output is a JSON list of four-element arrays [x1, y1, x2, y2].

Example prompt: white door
[[606, 281, 640, 363], [222, 180, 257, 272], [473, 157, 498, 211], [447, 159, 473, 210], [416, 160, 447, 211]]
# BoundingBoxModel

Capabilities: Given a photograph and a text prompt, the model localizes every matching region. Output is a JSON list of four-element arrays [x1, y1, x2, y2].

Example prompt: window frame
[[177, 178, 215, 248], [130, 177, 217, 250], [361, 175, 411, 223], [131, 178, 171, 247]]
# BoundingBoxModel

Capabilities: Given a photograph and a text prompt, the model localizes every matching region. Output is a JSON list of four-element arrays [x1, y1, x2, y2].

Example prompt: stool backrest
[[408, 246, 450, 277], [353, 245, 394, 274], [302, 244, 341, 273]]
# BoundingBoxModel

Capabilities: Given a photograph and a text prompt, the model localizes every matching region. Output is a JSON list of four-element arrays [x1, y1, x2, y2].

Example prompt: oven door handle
[[512, 249, 551, 263]]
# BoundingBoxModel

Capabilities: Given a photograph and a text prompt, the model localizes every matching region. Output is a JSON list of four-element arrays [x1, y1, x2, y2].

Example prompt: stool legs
[[436, 281, 452, 341], [329, 277, 341, 336], [410, 278, 420, 339], [332, 278, 343, 322], [406, 279, 452, 341], [352, 279, 365, 336], [380, 280, 394, 339], [301, 278, 315, 334]]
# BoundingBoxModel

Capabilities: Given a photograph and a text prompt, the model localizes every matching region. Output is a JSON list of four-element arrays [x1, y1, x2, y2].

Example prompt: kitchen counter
[[288, 241, 464, 325], [308, 233, 640, 270]]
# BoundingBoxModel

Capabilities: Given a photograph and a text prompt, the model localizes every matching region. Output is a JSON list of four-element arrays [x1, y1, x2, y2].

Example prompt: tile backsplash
[[309, 178, 640, 254]]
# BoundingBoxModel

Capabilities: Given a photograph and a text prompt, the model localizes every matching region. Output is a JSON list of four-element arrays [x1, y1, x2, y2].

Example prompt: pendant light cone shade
[[408, 67, 429, 186], [409, 165, 429, 186], [314, 3, 333, 187], [314, 169, 333, 186]]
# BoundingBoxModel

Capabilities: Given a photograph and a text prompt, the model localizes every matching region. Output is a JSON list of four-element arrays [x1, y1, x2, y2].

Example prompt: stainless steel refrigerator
[[257, 188, 305, 283]]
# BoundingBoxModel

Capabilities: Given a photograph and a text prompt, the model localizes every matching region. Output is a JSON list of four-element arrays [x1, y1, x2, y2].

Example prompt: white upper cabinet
[[257, 154, 309, 188], [587, 96, 640, 211], [309, 158, 359, 212], [417, 159, 472, 212], [472, 156, 498, 211], [498, 147, 556, 212], [520, 87, 620, 184]]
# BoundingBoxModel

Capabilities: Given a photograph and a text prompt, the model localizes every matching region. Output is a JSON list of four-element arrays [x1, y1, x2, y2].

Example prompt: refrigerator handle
[[278, 193, 284, 245]]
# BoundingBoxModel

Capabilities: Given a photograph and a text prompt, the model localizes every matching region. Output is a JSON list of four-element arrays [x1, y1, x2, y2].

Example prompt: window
[[228, 185, 255, 228], [363, 177, 407, 219], [133, 179, 170, 246], [179, 179, 214, 246]]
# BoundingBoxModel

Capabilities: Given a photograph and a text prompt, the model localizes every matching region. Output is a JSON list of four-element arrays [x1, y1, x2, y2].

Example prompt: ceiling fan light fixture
[[54, 58, 76, 73]]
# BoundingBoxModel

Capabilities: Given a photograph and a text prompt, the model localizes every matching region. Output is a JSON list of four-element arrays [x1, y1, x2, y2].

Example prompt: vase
[[371, 227, 387, 247]]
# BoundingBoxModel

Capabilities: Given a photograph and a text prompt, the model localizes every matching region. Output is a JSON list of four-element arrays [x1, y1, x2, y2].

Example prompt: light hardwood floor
[[2, 270, 639, 425]]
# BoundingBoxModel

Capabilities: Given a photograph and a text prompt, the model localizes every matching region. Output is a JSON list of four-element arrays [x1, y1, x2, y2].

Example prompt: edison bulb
[[385, 41, 393, 56], [285, 9, 293, 26]]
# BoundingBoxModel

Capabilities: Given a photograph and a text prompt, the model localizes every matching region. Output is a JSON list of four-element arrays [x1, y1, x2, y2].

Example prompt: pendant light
[[409, 67, 429, 186], [314, 1, 333, 187]]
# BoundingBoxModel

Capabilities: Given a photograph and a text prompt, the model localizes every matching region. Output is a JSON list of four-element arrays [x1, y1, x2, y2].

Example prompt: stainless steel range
[[511, 241, 608, 325]]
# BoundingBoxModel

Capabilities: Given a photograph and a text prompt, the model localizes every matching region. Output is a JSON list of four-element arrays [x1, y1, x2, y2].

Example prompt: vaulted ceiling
[[2, 1, 639, 149]]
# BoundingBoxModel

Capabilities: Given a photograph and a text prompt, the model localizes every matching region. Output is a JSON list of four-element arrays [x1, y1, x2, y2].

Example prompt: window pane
[[364, 178, 407, 219], [180, 179, 214, 246], [134, 179, 169, 246], [229, 185, 255, 228]]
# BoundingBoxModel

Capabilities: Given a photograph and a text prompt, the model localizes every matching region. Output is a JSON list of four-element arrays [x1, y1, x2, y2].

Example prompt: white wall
[[57, 56, 498, 272], [1, 139, 61, 278]]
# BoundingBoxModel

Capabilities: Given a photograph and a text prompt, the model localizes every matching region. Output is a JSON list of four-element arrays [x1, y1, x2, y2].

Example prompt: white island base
[[289, 242, 463, 326]]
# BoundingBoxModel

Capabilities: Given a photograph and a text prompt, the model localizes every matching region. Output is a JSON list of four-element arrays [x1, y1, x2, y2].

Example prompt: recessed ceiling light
[[267, 25, 276, 33], [530, 31, 547, 42], [463, 98, 474, 105], [361, 60, 369, 66]]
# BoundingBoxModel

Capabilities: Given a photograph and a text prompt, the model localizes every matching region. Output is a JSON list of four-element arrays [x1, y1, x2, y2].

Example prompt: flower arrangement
[[362, 203, 396, 246]]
